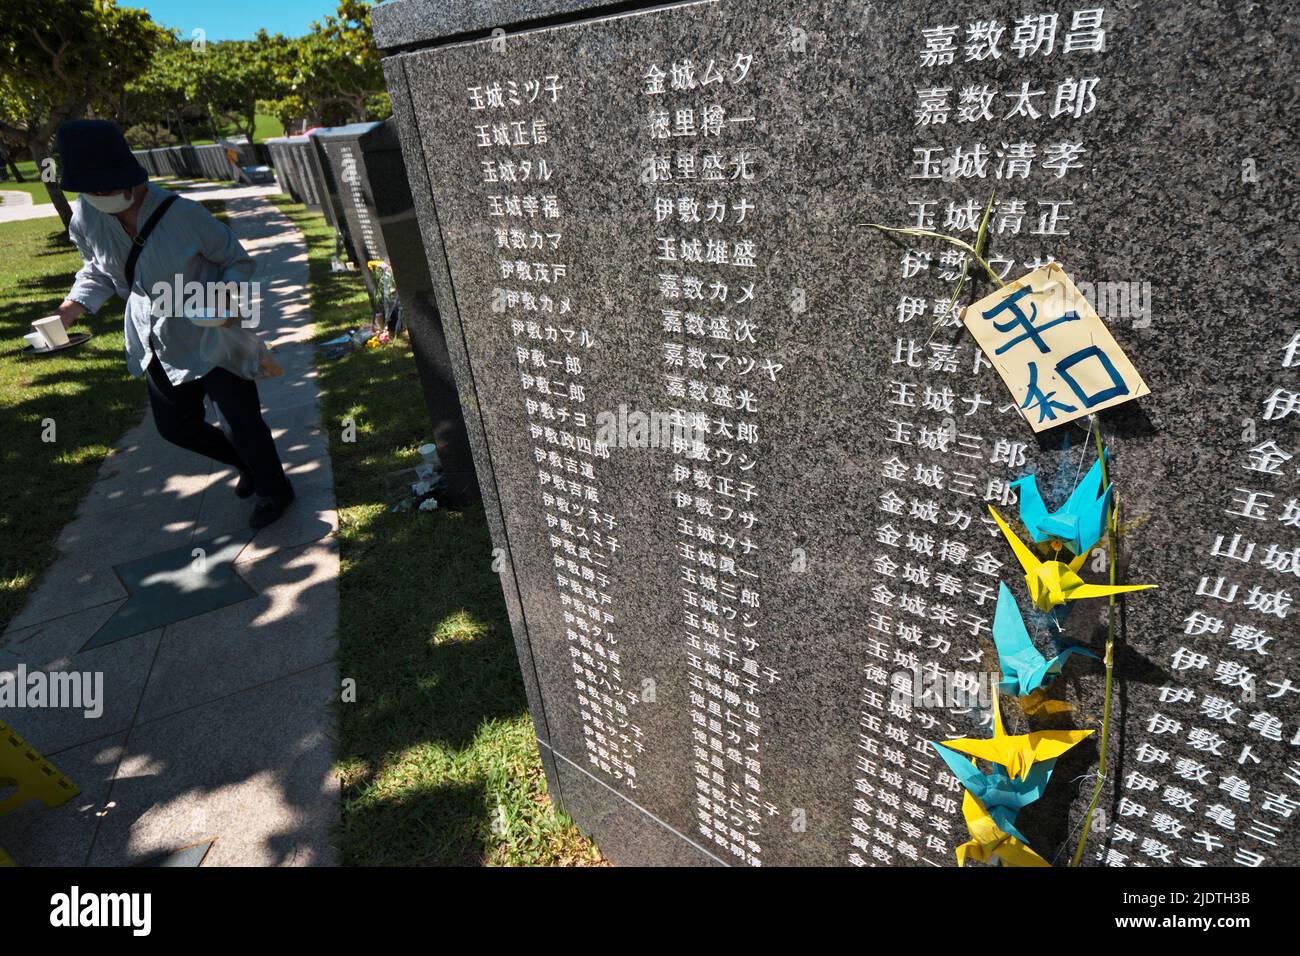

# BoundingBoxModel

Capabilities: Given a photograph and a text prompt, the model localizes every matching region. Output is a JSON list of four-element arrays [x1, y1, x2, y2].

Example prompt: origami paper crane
[[956, 790, 1049, 867], [989, 505, 1156, 613], [930, 741, 1053, 844], [1020, 688, 1075, 717], [941, 688, 1094, 780], [992, 582, 1099, 695], [1012, 455, 1113, 556]]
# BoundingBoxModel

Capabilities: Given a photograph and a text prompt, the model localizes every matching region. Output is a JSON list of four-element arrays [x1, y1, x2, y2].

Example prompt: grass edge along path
[[0, 217, 143, 632], [268, 195, 603, 866], [0, 196, 231, 634], [0, 159, 75, 205]]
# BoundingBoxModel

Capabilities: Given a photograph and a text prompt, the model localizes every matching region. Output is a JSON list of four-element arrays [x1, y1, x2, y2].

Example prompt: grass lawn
[[155, 179, 230, 223], [187, 111, 285, 146], [268, 196, 603, 866], [0, 218, 138, 632], [200, 200, 229, 224], [0, 194, 230, 634], [0, 111, 285, 205], [0, 160, 77, 205], [253, 112, 286, 142]]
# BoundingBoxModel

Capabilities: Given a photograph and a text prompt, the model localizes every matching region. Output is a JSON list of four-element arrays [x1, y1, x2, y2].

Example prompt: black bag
[[124, 193, 178, 291], [125, 193, 178, 362]]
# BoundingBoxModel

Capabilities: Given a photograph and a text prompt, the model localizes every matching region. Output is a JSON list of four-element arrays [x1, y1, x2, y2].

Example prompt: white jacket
[[66, 183, 255, 385]]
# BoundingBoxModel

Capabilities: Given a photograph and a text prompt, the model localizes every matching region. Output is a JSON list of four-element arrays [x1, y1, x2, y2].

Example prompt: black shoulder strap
[[125, 193, 179, 290]]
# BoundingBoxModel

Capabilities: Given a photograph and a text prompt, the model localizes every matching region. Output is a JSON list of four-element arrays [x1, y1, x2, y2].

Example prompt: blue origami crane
[[930, 741, 1054, 845], [1011, 453, 1113, 556], [992, 582, 1099, 695]]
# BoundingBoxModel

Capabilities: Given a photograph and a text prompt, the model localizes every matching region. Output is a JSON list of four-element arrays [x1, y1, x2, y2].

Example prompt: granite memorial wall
[[315, 119, 482, 504], [315, 123, 391, 297], [376, 0, 1298, 866], [265, 135, 334, 218], [266, 139, 307, 202], [130, 144, 238, 182]]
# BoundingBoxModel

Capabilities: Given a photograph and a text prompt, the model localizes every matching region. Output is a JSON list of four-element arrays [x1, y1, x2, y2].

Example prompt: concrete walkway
[[0, 189, 57, 223], [0, 180, 279, 224], [165, 179, 283, 204], [0, 185, 340, 866]]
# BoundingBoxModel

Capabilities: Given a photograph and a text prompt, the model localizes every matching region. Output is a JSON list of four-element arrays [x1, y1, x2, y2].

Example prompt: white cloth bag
[[197, 324, 282, 379]]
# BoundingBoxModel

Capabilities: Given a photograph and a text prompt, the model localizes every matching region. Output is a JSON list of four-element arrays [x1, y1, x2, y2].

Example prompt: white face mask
[[83, 191, 133, 214]]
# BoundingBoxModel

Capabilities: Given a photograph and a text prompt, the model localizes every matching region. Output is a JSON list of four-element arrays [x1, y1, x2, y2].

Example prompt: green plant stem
[[1070, 415, 1117, 867], [858, 222, 1009, 290], [925, 192, 998, 346]]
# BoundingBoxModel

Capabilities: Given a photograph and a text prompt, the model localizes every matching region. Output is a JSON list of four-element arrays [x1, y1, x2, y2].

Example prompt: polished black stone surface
[[379, 0, 1299, 866], [372, 0, 643, 50]]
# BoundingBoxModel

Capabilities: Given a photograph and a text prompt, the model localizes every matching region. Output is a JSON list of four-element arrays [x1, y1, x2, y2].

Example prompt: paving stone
[[88, 664, 338, 867], [82, 532, 256, 651], [0, 734, 126, 867], [2, 602, 161, 754], [136, 539, 338, 723]]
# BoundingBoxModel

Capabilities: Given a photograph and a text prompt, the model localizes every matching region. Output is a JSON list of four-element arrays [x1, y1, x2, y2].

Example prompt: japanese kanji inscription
[[378, 0, 1298, 866], [964, 264, 1150, 432]]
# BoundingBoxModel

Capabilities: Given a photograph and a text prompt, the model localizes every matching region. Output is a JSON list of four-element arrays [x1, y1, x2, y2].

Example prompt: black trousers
[[146, 360, 289, 498]]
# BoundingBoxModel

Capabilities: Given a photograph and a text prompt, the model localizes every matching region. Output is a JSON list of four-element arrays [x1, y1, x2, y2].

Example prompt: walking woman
[[45, 120, 294, 528]]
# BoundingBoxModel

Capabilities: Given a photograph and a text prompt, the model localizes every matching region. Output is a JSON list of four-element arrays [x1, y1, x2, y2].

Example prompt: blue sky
[[123, 0, 348, 40]]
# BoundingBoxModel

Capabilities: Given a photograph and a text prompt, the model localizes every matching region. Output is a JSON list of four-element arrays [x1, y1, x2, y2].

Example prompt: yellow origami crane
[[988, 505, 1156, 613], [1020, 687, 1074, 717], [956, 790, 1049, 867], [941, 688, 1093, 780]]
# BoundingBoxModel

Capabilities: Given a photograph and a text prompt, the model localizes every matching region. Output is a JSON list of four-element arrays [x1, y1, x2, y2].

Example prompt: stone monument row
[[314, 119, 481, 505]]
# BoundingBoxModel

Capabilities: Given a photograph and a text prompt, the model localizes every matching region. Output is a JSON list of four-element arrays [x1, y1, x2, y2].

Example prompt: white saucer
[[184, 310, 232, 327]]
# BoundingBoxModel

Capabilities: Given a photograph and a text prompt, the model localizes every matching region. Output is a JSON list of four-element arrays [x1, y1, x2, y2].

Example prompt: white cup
[[23, 332, 47, 351], [33, 316, 69, 348]]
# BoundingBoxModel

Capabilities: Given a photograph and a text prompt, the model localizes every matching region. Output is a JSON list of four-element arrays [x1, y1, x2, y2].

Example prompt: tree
[[0, 143, 24, 181], [260, 1, 389, 131], [122, 121, 177, 150], [181, 39, 278, 142], [123, 32, 291, 145], [0, 0, 166, 228], [118, 35, 196, 146]]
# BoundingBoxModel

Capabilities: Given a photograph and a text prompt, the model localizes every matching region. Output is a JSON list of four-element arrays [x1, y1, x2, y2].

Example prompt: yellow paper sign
[[962, 264, 1150, 432]]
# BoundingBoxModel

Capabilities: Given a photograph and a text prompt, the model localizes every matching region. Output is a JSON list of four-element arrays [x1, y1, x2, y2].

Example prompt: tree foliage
[[122, 33, 273, 144], [259, 1, 391, 130], [125, 1, 389, 139], [0, 0, 390, 226], [0, 0, 167, 226]]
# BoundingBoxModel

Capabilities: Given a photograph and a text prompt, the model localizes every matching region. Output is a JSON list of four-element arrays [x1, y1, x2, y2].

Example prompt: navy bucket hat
[[57, 120, 147, 193]]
